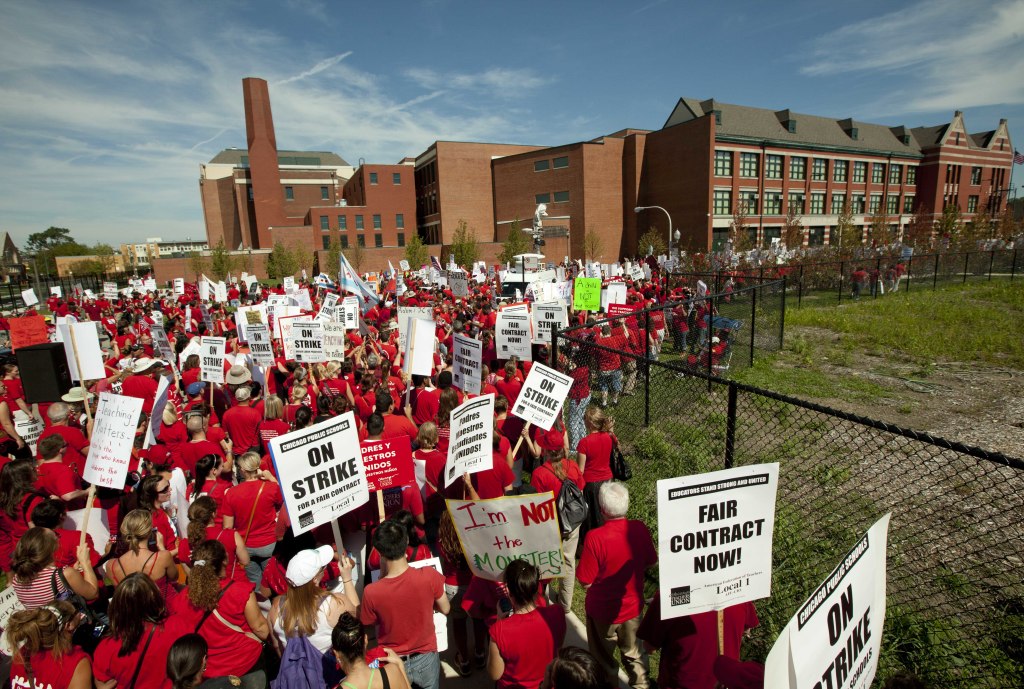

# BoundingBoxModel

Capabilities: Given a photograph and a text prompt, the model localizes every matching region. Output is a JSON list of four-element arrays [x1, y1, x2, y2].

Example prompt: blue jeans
[[404, 651, 440, 689], [596, 370, 621, 394], [568, 395, 590, 451], [245, 543, 276, 585]]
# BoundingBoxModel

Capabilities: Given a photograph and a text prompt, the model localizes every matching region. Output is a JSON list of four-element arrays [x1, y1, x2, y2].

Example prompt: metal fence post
[[963, 252, 970, 284], [988, 250, 995, 281], [550, 321, 559, 369], [749, 283, 758, 367], [707, 294, 714, 391], [906, 255, 913, 293], [779, 276, 787, 349], [724, 382, 737, 469], [644, 310, 651, 428], [874, 257, 881, 299], [933, 253, 939, 290]]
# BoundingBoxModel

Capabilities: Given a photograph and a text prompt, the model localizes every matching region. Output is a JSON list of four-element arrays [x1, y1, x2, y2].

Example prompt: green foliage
[[186, 251, 207, 281], [265, 241, 300, 279], [937, 204, 962, 246], [637, 228, 667, 257], [449, 219, 479, 268], [499, 218, 531, 264], [327, 236, 343, 279], [208, 240, 240, 281], [833, 201, 858, 250], [404, 233, 429, 270]]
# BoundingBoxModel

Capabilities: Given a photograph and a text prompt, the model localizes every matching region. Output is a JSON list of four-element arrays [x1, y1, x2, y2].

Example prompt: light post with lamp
[[634, 205, 679, 257]]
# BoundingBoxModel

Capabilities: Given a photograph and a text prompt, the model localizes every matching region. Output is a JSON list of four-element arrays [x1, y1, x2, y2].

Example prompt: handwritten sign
[[449, 271, 469, 298], [83, 393, 144, 489], [445, 394, 494, 487], [573, 277, 601, 312], [360, 437, 415, 492], [323, 322, 347, 361]]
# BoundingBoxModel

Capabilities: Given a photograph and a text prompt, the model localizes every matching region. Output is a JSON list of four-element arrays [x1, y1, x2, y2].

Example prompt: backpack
[[271, 632, 330, 689], [541, 464, 588, 536]]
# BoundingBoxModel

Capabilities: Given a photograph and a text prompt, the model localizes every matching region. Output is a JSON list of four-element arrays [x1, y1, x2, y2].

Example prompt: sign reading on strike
[[247, 324, 274, 367], [340, 296, 360, 330], [269, 412, 370, 535], [290, 321, 326, 363], [359, 437, 415, 492], [83, 393, 144, 489], [199, 336, 226, 383], [451, 333, 482, 395], [531, 301, 568, 344], [317, 292, 339, 322], [445, 394, 494, 487], [496, 311, 532, 361], [512, 363, 572, 431], [656, 464, 779, 618], [446, 494, 566, 582]]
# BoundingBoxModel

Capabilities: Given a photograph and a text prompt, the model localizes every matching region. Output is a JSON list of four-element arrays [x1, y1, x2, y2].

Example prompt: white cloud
[[274, 52, 353, 86], [404, 67, 553, 96]]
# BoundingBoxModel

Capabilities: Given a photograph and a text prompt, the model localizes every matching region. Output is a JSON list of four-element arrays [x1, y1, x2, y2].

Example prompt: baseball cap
[[186, 381, 207, 396], [235, 386, 252, 402], [285, 545, 334, 587]]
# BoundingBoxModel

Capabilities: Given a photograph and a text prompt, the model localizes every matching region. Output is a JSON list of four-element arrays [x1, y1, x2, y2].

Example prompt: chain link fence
[[0, 273, 132, 314], [554, 294, 1024, 688]]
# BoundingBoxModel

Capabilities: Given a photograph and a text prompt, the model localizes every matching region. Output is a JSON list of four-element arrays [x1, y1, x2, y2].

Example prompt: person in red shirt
[[39, 402, 90, 475], [375, 390, 418, 443], [495, 361, 523, 408], [121, 358, 165, 414], [577, 482, 658, 689], [221, 452, 282, 584], [7, 602, 92, 689], [593, 324, 623, 407], [35, 435, 89, 510], [222, 386, 262, 452]]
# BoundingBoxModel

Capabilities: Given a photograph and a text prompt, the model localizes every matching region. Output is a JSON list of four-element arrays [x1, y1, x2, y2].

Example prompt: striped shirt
[[13, 566, 68, 609]]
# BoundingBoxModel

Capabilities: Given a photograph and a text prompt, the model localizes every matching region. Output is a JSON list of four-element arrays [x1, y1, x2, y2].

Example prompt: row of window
[[714, 151, 918, 185], [535, 191, 570, 204], [319, 214, 405, 231], [714, 190, 917, 216], [320, 233, 406, 249], [534, 156, 570, 172], [712, 225, 903, 251], [368, 172, 403, 185]]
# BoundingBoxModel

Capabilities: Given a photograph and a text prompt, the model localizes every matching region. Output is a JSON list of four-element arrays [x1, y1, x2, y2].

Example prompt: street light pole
[[634, 205, 675, 256]]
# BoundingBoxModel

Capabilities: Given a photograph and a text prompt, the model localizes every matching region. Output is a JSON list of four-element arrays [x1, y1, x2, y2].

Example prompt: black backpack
[[540, 465, 588, 536]]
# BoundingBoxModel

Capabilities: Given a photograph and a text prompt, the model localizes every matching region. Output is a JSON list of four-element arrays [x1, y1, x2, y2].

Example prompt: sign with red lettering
[[606, 303, 634, 319], [8, 316, 49, 352], [360, 437, 415, 492]]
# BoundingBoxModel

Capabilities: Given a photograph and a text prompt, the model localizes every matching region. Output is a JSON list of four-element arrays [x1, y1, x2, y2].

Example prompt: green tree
[[637, 227, 667, 257], [187, 251, 208, 282], [729, 201, 753, 253], [868, 208, 893, 247], [209, 240, 240, 281], [782, 208, 804, 250], [995, 207, 1019, 243], [404, 233, 428, 270], [903, 208, 933, 249], [449, 219, 479, 268], [266, 241, 300, 279], [584, 228, 603, 262], [499, 218, 531, 264], [91, 243, 118, 274], [25, 227, 91, 274]]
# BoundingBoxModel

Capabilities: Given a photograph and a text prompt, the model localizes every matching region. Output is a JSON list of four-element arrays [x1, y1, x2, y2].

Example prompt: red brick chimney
[[243, 77, 284, 249]]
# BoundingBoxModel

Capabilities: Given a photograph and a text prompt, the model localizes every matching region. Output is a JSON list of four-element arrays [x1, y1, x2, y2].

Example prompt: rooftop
[[208, 148, 349, 167]]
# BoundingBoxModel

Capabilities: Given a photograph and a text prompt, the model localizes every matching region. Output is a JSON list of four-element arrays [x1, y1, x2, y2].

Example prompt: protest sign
[[292, 289, 313, 312], [173, 278, 184, 295], [445, 394, 494, 487], [149, 324, 177, 366], [399, 259, 410, 271], [339, 296, 360, 330], [276, 313, 306, 359], [403, 317, 436, 376], [13, 412, 43, 456], [531, 301, 568, 345], [8, 316, 49, 351], [269, 412, 369, 534], [145, 375, 172, 449], [199, 305, 215, 334], [83, 393, 144, 489], [144, 278, 157, 292], [512, 363, 572, 431], [283, 276, 296, 292], [359, 437, 415, 492], [247, 324, 274, 366], [317, 292, 339, 322], [496, 311, 532, 361], [602, 282, 627, 311], [606, 303, 634, 320], [656, 464, 779, 618], [199, 280, 210, 302], [323, 322, 347, 361], [235, 304, 267, 341], [449, 271, 469, 298], [56, 322, 106, 381], [199, 336, 226, 383], [397, 306, 434, 350], [0, 585, 23, 655], [696, 280, 708, 298], [451, 333, 482, 395], [290, 320, 326, 364], [446, 493, 566, 582], [764, 514, 890, 689], [49, 286, 61, 298], [21, 289, 38, 307], [573, 277, 601, 311]]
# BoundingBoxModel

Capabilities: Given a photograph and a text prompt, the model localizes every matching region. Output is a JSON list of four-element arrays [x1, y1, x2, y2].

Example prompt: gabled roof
[[910, 124, 948, 148], [208, 148, 349, 166]]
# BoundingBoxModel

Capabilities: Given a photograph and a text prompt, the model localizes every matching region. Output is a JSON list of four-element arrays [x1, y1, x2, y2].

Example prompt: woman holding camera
[[108, 509, 179, 600]]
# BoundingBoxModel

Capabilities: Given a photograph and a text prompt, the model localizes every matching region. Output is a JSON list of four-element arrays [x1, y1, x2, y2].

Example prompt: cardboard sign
[[49, 286, 62, 298], [496, 311, 532, 361], [403, 317, 436, 377], [13, 413, 43, 456], [144, 278, 157, 292], [512, 362, 572, 431], [0, 585, 23, 655], [602, 282, 627, 311], [323, 323, 347, 361], [573, 277, 601, 311], [173, 278, 185, 295], [445, 394, 494, 487], [290, 320, 326, 364], [452, 333, 482, 395], [178, 338, 200, 369], [144, 375, 172, 449], [656, 464, 779, 618], [317, 292, 339, 322], [199, 305, 216, 334], [199, 336, 226, 383], [56, 322, 106, 381], [764, 514, 890, 689], [531, 301, 568, 345], [247, 323, 274, 367], [235, 304, 267, 341], [149, 324, 177, 367], [21, 289, 38, 307], [446, 494, 566, 582], [269, 412, 369, 534], [340, 296, 360, 330], [283, 276, 296, 292], [83, 392, 144, 489], [8, 316, 49, 351], [360, 437, 415, 492], [449, 271, 470, 298], [199, 280, 210, 302], [399, 259, 410, 271], [276, 314, 306, 359], [397, 306, 434, 350]]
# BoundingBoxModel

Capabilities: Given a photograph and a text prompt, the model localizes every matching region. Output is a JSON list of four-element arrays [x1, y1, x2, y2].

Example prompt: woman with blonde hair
[[285, 384, 307, 425], [177, 495, 250, 583], [108, 509, 179, 600], [221, 451, 282, 584], [576, 406, 617, 543], [11, 526, 98, 609], [258, 395, 290, 454], [7, 600, 91, 689]]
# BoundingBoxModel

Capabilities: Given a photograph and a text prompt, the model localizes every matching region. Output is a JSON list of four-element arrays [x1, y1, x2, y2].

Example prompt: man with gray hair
[[577, 481, 657, 689], [38, 402, 90, 475]]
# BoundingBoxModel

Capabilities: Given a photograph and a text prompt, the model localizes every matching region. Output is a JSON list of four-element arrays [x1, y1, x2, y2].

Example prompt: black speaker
[[17, 343, 73, 403]]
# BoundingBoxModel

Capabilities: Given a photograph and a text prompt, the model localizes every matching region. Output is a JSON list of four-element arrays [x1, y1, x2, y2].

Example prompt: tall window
[[739, 190, 758, 214], [339, 216, 347, 230], [285, 186, 294, 200], [713, 190, 732, 215], [971, 167, 982, 185], [322, 235, 330, 250], [739, 153, 759, 178], [375, 234, 383, 248], [852, 194, 866, 213], [320, 216, 329, 230], [393, 172, 402, 185], [714, 150, 732, 176], [357, 235, 365, 247], [906, 166, 917, 185], [790, 156, 807, 180], [833, 160, 848, 183], [396, 213, 404, 229], [810, 193, 825, 215], [788, 192, 805, 214], [356, 214, 364, 230], [369, 172, 378, 185], [373, 214, 382, 229], [853, 162, 867, 183], [320, 186, 329, 200], [553, 156, 569, 169], [812, 158, 828, 181], [903, 195, 915, 214], [341, 236, 349, 249], [967, 195, 979, 213], [887, 195, 899, 214], [889, 164, 902, 185], [872, 164, 884, 184], [765, 155, 782, 179], [869, 193, 882, 213], [397, 233, 405, 247], [831, 193, 846, 214], [764, 192, 782, 215]]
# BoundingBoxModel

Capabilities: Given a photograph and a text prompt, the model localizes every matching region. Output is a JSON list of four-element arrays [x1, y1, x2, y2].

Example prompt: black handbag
[[610, 439, 632, 481], [51, 568, 107, 654]]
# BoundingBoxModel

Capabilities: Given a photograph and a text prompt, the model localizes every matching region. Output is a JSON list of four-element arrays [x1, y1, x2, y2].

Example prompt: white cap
[[132, 357, 165, 373], [285, 545, 334, 587]]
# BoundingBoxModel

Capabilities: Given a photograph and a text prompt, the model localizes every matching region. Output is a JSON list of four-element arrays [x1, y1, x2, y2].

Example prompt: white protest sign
[[199, 336, 226, 383], [697, 280, 708, 298], [449, 271, 469, 298], [82, 393, 144, 489], [13, 412, 43, 456], [323, 323, 347, 361], [149, 324, 176, 367], [399, 259, 410, 271], [292, 289, 313, 312], [445, 394, 494, 487], [178, 339, 200, 369], [512, 363, 572, 431], [340, 296, 360, 330], [452, 333, 482, 395], [283, 276, 296, 292], [317, 293, 339, 322], [764, 514, 890, 689], [49, 286, 61, 298], [277, 315, 304, 360], [104, 281, 118, 300], [496, 311, 532, 361], [199, 305, 216, 335], [235, 304, 268, 341], [657, 464, 779, 618], [403, 317, 436, 376], [199, 280, 210, 302], [56, 322, 106, 381], [531, 301, 568, 345], [215, 281, 229, 303], [145, 375, 172, 449], [602, 282, 627, 312], [247, 323, 275, 367], [290, 320, 326, 364], [144, 278, 157, 292], [0, 586, 23, 655], [269, 412, 369, 534], [21, 289, 38, 307], [173, 278, 185, 295], [446, 494, 566, 582], [397, 306, 434, 350]]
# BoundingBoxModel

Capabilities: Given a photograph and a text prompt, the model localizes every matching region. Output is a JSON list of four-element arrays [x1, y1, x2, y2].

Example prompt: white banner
[[601, 282, 627, 312], [247, 324, 274, 367], [531, 301, 568, 345], [290, 320, 326, 364], [56, 322, 106, 381], [446, 494, 566, 582], [452, 333, 482, 395], [323, 323, 347, 361], [512, 362, 571, 431], [656, 464, 779, 618], [445, 394, 494, 487], [269, 412, 369, 535], [765, 514, 890, 689], [83, 393, 144, 489], [199, 336, 226, 384], [496, 311, 532, 361], [403, 317, 436, 377]]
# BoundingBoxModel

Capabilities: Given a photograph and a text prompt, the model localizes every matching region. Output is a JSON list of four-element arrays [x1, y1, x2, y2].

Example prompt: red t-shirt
[[221, 480, 282, 548], [495, 378, 523, 407], [360, 566, 445, 655], [491, 606, 568, 689], [121, 374, 159, 413], [54, 527, 101, 568], [258, 418, 290, 452], [473, 441, 514, 499], [594, 335, 623, 371], [568, 366, 591, 400], [413, 388, 441, 426], [35, 461, 82, 502], [222, 404, 262, 450], [530, 460, 585, 497], [177, 525, 249, 584], [176, 439, 225, 475], [381, 413, 419, 443], [169, 579, 262, 677], [93, 618, 190, 689], [577, 519, 657, 624], [11, 647, 90, 689], [38, 425, 89, 475], [577, 432, 615, 483]]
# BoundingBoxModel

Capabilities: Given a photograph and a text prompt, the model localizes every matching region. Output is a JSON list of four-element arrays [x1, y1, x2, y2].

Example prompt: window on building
[[764, 192, 782, 215], [341, 236, 349, 249], [852, 194, 866, 213], [321, 186, 329, 200], [397, 233, 405, 247], [369, 172, 378, 185], [869, 193, 882, 213], [535, 193, 550, 204], [747, 228, 758, 247], [375, 234, 383, 248], [765, 155, 782, 179], [903, 195, 915, 214], [853, 161, 867, 183], [906, 166, 917, 185], [553, 190, 570, 203], [872, 164, 885, 184], [373, 214, 381, 229], [320, 216, 329, 230], [889, 164, 902, 185], [790, 156, 807, 180], [534, 160, 549, 172], [812, 158, 828, 181], [553, 156, 569, 169], [357, 235, 365, 247], [788, 192, 805, 214], [322, 235, 330, 250], [393, 172, 402, 185], [808, 226, 825, 246], [739, 190, 758, 214], [396, 213, 404, 229], [810, 193, 825, 215], [285, 186, 294, 200], [714, 150, 732, 176], [713, 190, 732, 215], [356, 215, 364, 230], [967, 195, 979, 213], [887, 195, 899, 214], [339, 215, 347, 230], [739, 153, 759, 178], [247, 186, 253, 200], [831, 193, 846, 214], [762, 227, 781, 247], [971, 167, 982, 185], [833, 160, 848, 183]]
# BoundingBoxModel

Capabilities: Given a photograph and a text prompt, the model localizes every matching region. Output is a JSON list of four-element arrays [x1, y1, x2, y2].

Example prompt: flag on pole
[[431, 255, 443, 273], [1014, 149, 1024, 165], [338, 252, 380, 312]]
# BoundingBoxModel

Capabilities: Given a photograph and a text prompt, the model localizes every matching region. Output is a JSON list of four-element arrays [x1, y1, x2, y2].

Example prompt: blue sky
[[2, 0, 1022, 247]]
